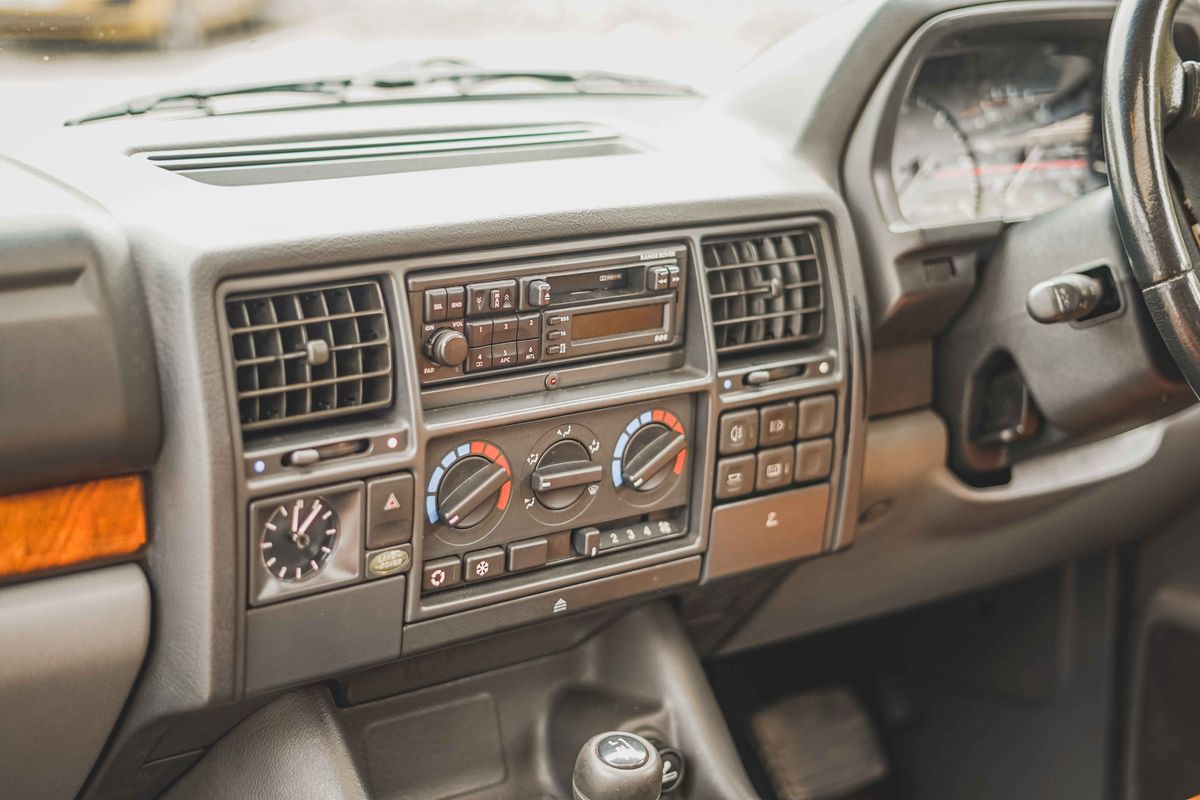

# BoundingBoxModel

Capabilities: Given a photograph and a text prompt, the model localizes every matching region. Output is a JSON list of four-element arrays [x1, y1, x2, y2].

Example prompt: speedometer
[[890, 39, 1106, 227], [892, 94, 982, 226]]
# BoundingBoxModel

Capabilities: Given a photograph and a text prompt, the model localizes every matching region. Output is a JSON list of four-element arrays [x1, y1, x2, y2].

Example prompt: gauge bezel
[[249, 481, 363, 606]]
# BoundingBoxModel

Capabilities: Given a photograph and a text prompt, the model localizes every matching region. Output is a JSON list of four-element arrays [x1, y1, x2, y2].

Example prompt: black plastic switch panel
[[795, 439, 833, 483], [464, 547, 505, 582], [797, 395, 836, 439], [366, 473, 414, 549], [756, 446, 794, 491], [715, 454, 756, 500], [423, 557, 461, 591], [719, 409, 759, 455], [507, 538, 549, 572], [759, 401, 798, 447], [423, 288, 448, 323]]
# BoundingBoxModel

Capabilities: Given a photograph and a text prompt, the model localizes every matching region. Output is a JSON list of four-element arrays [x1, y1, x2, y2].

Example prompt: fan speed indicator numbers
[[260, 495, 339, 582]]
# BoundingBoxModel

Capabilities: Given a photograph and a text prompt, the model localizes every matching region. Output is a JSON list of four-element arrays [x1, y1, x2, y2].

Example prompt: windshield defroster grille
[[226, 281, 393, 433], [702, 229, 826, 356]]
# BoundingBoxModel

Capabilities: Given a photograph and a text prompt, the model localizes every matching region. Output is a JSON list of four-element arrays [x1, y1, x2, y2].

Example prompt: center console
[[217, 219, 856, 697]]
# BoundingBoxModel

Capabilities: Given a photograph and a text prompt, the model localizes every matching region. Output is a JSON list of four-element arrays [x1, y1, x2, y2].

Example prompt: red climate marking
[[652, 409, 665, 423], [482, 443, 499, 460], [673, 449, 687, 475], [663, 411, 677, 428], [471, 441, 486, 456], [496, 455, 511, 473], [497, 481, 512, 509], [671, 422, 684, 434]]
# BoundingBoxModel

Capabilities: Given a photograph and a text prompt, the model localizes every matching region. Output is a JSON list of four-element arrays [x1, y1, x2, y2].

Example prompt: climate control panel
[[420, 397, 694, 595]]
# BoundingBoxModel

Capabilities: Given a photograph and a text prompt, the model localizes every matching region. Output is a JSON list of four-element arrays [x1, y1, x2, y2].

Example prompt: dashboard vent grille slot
[[702, 228, 825, 356], [226, 281, 393, 433]]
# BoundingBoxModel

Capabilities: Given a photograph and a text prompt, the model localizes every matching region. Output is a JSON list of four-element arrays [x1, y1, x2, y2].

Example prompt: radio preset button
[[517, 312, 541, 340], [445, 286, 465, 318], [423, 288, 448, 322], [466, 319, 493, 347], [493, 343, 518, 368], [518, 342, 539, 365], [492, 314, 519, 342], [466, 346, 492, 373]]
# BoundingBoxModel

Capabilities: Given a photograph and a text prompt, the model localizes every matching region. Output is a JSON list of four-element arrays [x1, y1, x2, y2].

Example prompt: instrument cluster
[[891, 36, 1107, 227]]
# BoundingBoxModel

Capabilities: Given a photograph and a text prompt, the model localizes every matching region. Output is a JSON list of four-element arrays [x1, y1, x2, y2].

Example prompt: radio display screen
[[571, 304, 664, 341]]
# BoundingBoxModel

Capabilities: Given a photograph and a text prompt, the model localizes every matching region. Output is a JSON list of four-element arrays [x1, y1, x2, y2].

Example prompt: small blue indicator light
[[253, 460, 266, 474]]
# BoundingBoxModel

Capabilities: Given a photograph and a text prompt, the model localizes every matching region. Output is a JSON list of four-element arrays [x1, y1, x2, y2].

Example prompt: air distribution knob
[[620, 424, 688, 492], [436, 457, 508, 528], [572, 731, 662, 800], [425, 328, 468, 367], [530, 439, 603, 510]]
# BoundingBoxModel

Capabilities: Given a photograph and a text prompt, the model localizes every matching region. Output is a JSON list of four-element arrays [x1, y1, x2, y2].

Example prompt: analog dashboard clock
[[259, 495, 339, 582]]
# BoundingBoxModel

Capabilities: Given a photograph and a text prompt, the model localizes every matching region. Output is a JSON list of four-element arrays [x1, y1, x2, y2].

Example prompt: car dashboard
[[5, 2, 1200, 799]]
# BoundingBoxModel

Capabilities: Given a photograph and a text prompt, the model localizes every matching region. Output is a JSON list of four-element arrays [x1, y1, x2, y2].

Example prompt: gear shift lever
[[572, 731, 663, 800]]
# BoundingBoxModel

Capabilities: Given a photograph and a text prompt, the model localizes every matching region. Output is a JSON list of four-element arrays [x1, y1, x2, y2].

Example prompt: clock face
[[260, 496, 339, 582]]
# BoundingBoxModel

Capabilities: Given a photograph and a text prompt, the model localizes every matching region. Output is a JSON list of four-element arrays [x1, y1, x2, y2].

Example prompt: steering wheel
[[1106, 0, 1200, 394]]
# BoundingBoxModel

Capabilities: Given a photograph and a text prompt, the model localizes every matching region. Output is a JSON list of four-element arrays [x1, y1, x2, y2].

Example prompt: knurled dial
[[530, 439, 604, 510]]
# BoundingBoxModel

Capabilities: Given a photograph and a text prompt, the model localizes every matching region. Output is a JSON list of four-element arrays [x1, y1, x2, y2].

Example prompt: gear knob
[[572, 731, 663, 800]]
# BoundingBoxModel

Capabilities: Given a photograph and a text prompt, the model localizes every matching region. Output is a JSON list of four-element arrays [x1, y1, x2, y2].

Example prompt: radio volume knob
[[527, 279, 552, 308], [424, 329, 468, 367]]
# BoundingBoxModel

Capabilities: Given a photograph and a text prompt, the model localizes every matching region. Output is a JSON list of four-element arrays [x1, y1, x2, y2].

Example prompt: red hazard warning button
[[366, 473, 413, 549]]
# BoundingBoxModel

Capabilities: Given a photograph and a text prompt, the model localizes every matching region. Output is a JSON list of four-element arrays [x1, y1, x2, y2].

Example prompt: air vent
[[226, 281, 393, 433], [702, 228, 826, 356], [138, 124, 636, 186]]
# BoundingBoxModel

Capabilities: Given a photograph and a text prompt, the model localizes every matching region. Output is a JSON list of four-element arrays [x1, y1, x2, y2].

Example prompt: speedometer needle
[[1004, 144, 1044, 206]]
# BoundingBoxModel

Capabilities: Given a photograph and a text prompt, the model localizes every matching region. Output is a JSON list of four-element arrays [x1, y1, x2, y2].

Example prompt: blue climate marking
[[440, 451, 456, 468], [625, 419, 639, 435], [425, 495, 439, 524], [611, 460, 623, 487], [457, 443, 471, 457], [614, 431, 630, 459], [639, 411, 653, 425], [428, 465, 445, 494]]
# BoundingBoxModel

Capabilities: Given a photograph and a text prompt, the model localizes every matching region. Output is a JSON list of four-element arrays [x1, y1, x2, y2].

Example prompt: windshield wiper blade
[[65, 60, 697, 125]]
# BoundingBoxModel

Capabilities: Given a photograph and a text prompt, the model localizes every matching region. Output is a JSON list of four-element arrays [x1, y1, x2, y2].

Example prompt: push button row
[[717, 394, 836, 456], [465, 312, 541, 347], [423, 281, 519, 323], [467, 341, 540, 373], [422, 536, 553, 592], [715, 439, 833, 500]]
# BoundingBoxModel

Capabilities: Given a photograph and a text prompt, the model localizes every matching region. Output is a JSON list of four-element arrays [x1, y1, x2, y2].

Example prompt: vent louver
[[702, 228, 826, 356], [226, 281, 393, 433]]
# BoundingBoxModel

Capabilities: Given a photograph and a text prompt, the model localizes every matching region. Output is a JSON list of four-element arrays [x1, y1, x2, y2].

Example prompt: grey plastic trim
[[0, 565, 149, 800]]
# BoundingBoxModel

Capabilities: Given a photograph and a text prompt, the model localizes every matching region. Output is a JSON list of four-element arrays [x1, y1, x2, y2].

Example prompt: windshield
[[0, 1, 837, 137]]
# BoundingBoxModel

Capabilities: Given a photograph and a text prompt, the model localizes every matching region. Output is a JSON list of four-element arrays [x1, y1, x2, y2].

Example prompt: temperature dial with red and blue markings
[[612, 409, 689, 494], [426, 441, 512, 531]]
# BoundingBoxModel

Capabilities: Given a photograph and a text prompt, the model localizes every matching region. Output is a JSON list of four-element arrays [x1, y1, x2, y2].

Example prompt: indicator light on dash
[[253, 460, 267, 475]]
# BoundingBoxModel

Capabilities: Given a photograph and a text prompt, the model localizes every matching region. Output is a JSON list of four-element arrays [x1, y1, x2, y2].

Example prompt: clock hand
[[292, 499, 302, 533], [297, 500, 323, 537]]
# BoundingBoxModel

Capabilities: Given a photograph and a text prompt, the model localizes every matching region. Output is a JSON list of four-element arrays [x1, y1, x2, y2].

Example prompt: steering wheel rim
[[1105, 0, 1200, 392]]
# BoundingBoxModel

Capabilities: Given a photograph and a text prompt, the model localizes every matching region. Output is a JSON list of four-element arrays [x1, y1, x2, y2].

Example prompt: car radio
[[406, 244, 688, 385]]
